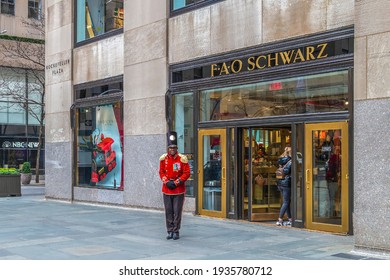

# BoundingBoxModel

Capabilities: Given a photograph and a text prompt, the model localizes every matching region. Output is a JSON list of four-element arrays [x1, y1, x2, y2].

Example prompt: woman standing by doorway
[[276, 147, 293, 226]]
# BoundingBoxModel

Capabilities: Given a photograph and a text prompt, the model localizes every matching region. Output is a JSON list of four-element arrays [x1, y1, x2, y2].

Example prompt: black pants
[[163, 193, 185, 233]]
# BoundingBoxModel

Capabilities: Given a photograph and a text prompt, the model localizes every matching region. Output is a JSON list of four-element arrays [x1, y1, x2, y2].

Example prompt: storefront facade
[[45, 0, 390, 254], [170, 28, 354, 234]]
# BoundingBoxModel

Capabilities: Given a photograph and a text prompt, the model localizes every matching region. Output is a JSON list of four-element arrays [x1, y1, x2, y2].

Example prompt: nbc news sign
[[1, 140, 40, 149]]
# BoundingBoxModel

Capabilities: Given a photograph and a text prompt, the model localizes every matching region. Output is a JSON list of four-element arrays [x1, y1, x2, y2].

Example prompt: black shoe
[[172, 232, 179, 240], [166, 232, 173, 240]]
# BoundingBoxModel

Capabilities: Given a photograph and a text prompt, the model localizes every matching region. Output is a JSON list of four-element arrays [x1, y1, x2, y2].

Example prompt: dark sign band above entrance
[[171, 37, 353, 84]]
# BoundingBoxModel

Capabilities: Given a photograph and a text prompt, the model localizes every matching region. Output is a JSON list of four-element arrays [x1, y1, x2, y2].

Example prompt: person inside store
[[326, 144, 341, 217], [159, 131, 191, 240], [276, 146, 293, 226], [321, 134, 334, 162]]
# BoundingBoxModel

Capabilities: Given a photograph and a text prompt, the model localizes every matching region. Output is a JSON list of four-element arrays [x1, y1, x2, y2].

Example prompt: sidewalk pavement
[[0, 184, 387, 260]]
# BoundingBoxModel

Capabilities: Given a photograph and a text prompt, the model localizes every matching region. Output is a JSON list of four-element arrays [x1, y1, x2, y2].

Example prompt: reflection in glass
[[76, 0, 124, 42], [228, 128, 235, 214], [200, 71, 349, 121], [28, 0, 42, 19], [0, 67, 44, 125], [311, 129, 342, 225], [295, 124, 304, 222], [173, 93, 194, 196], [202, 135, 222, 211]]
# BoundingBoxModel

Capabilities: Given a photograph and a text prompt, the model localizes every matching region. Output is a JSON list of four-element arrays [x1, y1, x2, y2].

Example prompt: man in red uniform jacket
[[159, 131, 191, 240]]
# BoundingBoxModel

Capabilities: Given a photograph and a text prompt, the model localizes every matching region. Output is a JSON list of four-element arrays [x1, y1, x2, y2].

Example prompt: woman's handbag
[[275, 160, 291, 179]]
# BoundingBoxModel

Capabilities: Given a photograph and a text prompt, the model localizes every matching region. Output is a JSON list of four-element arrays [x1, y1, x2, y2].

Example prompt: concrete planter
[[0, 174, 21, 197], [21, 173, 32, 185]]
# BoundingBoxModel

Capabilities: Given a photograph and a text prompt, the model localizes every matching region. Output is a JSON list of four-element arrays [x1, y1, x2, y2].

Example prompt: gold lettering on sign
[[306, 46, 315, 60], [209, 42, 330, 77], [279, 50, 294, 65], [267, 53, 279, 67], [317, 43, 328, 58], [211, 64, 218, 77], [247, 56, 256, 71], [256, 55, 267, 69], [231, 59, 243, 74], [220, 63, 230, 75], [293, 49, 305, 63]]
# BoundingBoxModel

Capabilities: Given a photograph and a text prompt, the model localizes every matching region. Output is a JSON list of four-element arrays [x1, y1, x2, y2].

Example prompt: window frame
[[0, 0, 15, 16], [198, 70, 350, 122], [170, 0, 224, 17], [0, 66, 44, 126], [74, 0, 124, 47], [72, 76, 124, 190], [28, 0, 41, 19]]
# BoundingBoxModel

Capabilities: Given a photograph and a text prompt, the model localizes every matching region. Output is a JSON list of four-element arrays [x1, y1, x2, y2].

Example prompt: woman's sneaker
[[276, 220, 283, 226], [285, 220, 292, 226]]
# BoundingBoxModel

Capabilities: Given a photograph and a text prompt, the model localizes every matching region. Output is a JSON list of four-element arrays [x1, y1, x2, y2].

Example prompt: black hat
[[167, 131, 178, 148]]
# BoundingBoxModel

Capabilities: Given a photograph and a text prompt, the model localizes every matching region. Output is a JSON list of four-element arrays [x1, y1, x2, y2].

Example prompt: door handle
[[306, 169, 310, 189]]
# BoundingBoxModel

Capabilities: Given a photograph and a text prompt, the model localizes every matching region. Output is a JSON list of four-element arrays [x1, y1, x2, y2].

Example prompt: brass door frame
[[198, 128, 227, 218], [304, 122, 349, 233]]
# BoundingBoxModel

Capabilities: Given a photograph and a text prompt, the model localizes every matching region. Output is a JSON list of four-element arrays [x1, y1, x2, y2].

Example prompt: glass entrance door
[[244, 127, 291, 221], [198, 129, 226, 218], [304, 122, 349, 233]]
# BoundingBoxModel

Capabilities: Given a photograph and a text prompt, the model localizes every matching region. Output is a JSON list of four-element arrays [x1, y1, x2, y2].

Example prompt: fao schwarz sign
[[210, 43, 329, 77], [2, 141, 40, 149]]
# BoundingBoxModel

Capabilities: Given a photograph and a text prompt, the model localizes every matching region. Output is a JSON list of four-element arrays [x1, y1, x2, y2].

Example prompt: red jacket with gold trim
[[159, 152, 191, 195]]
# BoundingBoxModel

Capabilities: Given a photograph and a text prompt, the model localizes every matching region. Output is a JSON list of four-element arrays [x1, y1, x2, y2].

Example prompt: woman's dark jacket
[[277, 156, 292, 188]]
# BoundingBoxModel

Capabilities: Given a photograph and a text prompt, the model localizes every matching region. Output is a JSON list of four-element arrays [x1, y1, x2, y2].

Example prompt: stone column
[[354, 0, 390, 254], [45, 0, 73, 200], [123, 0, 168, 209]]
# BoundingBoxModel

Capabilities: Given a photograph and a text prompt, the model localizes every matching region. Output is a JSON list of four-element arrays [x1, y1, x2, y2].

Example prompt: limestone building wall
[[353, 0, 390, 253], [45, 0, 73, 200], [122, 0, 172, 210], [169, 0, 354, 64]]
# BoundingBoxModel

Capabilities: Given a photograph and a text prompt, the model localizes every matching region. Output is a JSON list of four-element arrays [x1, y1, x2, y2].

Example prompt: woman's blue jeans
[[279, 186, 291, 219]]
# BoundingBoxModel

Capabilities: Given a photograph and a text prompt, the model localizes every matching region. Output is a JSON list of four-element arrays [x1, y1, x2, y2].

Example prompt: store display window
[[76, 102, 123, 190], [74, 78, 123, 189], [76, 0, 124, 43], [200, 70, 349, 121]]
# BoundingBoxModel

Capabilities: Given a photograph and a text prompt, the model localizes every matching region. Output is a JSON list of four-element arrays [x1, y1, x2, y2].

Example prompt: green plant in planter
[[21, 162, 31, 174], [20, 162, 32, 185], [0, 167, 21, 197], [0, 168, 20, 175]]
